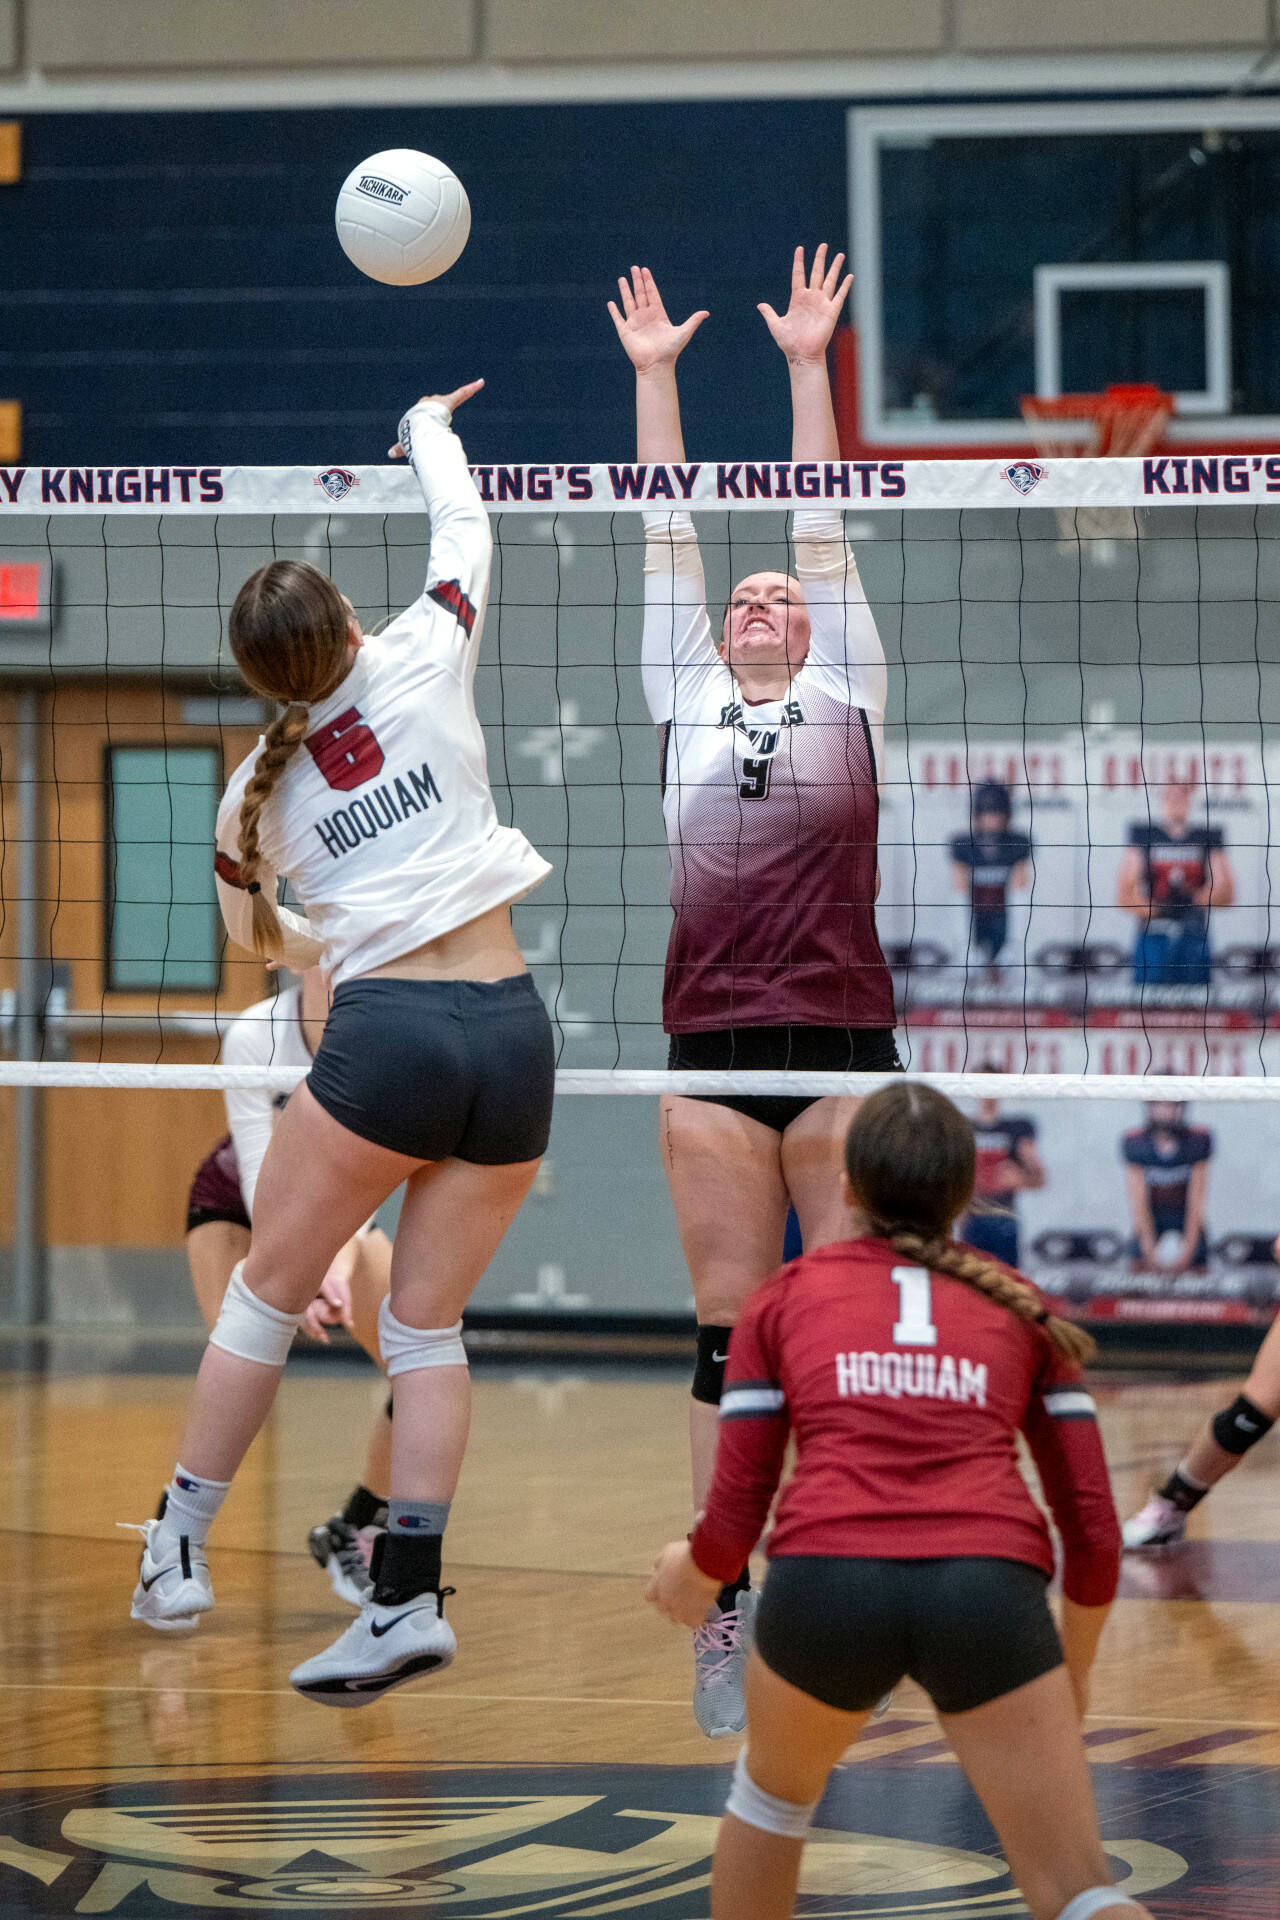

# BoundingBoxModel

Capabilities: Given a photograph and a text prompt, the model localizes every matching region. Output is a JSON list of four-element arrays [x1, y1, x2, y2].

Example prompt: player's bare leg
[[711, 1651, 871, 1920], [660, 1093, 790, 1734], [307, 1226, 395, 1606], [185, 1219, 251, 1331], [780, 1096, 859, 1250], [1125, 1298, 1280, 1548], [940, 1666, 1151, 1920]]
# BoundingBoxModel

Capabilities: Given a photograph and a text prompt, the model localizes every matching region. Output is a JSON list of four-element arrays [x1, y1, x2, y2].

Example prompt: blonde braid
[[236, 703, 310, 958], [887, 1228, 1097, 1368]]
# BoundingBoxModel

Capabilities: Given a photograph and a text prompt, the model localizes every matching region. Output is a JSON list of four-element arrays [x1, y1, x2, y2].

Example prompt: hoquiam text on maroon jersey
[[835, 1350, 989, 1406]]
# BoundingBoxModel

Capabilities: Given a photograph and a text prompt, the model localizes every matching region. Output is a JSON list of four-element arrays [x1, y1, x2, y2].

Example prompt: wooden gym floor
[[2, 1340, 1280, 1916]]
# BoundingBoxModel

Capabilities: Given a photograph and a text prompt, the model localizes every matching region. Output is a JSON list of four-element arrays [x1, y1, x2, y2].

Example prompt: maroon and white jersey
[[215, 400, 551, 985], [642, 509, 894, 1033]]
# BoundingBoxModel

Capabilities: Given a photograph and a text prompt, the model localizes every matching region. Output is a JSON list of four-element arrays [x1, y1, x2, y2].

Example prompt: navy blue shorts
[[960, 1210, 1020, 1268], [307, 973, 555, 1165]]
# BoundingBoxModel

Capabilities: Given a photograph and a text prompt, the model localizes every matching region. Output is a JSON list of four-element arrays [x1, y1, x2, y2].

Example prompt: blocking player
[[950, 782, 1033, 981], [184, 965, 395, 1605], [647, 1083, 1139, 1920], [128, 382, 555, 1710], [610, 250, 899, 1735], [1115, 778, 1234, 988], [1121, 1101, 1212, 1276]]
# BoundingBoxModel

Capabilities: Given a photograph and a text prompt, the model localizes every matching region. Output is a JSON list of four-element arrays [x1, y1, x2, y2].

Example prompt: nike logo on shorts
[[712, 1350, 729, 1363]]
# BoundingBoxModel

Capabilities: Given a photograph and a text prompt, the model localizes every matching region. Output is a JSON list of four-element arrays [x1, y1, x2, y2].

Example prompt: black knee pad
[[1212, 1393, 1274, 1456], [692, 1324, 733, 1406]]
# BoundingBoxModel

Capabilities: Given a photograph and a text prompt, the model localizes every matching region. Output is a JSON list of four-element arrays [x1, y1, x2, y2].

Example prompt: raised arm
[[758, 243, 852, 464], [389, 382, 491, 648], [610, 268, 719, 718], [607, 265, 707, 463]]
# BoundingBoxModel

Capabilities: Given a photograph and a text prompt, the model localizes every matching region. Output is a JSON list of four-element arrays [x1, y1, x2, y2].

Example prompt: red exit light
[[0, 557, 50, 624]]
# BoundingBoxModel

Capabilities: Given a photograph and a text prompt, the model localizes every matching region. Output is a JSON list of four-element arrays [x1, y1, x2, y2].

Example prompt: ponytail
[[842, 1081, 1097, 1369], [885, 1227, 1097, 1367], [236, 704, 310, 958]]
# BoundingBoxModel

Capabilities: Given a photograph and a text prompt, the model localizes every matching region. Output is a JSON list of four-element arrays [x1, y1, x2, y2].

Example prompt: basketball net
[[1020, 383, 1173, 546]]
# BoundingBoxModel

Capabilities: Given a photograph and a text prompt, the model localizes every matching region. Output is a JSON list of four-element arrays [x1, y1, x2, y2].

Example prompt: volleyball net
[[2, 453, 1277, 1090], [4, 454, 1280, 1324]]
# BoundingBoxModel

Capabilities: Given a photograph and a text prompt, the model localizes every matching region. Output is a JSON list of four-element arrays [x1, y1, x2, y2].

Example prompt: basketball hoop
[[1019, 383, 1173, 459], [1019, 384, 1173, 549]]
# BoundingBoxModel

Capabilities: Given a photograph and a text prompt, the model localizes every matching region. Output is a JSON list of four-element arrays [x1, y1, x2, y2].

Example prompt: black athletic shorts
[[307, 973, 555, 1164], [755, 1554, 1063, 1715], [186, 1135, 251, 1235], [667, 1025, 902, 1133]]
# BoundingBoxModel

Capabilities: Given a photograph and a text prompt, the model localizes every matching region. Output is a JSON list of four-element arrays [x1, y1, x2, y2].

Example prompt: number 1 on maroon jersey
[[891, 1266, 937, 1346], [305, 706, 385, 792]]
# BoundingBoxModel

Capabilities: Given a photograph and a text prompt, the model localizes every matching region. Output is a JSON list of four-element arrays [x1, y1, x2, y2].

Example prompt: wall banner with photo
[[880, 736, 1278, 1325]]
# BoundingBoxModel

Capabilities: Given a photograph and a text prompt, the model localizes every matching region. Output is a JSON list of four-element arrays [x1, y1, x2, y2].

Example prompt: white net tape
[[0, 1065, 1273, 1102]]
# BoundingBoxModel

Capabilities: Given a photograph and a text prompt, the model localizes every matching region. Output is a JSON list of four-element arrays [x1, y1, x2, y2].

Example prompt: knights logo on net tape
[[1003, 461, 1045, 496], [314, 467, 360, 501]]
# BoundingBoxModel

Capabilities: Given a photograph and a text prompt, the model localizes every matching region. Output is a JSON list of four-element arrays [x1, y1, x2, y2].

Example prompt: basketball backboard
[[842, 99, 1280, 458]]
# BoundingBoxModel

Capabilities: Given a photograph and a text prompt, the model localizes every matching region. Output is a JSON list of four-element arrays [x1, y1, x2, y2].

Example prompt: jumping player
[[1121, 1101, 1212, 1275], [1124, 1227, 1280, 1550], [960, 1070, 1045, 1268], [950, 782, 1033, 981], [647, 1082, 1139, 1920], [610, 251, 899, 1735], [1116, 777, 1234, 988], [184, 965, 396, 1606], [128, 382, 555, 1709]]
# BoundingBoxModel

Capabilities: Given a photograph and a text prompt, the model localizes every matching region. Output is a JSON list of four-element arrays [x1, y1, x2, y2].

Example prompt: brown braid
[[224, 558, 354, 958], [884, 1228, 1096, 1367], [843, 1080, 1097, 1368], [236, 705, 311, 958]]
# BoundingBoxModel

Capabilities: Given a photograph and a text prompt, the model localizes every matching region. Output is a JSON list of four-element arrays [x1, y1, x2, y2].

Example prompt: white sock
[[156, 1464, 231, 1550]]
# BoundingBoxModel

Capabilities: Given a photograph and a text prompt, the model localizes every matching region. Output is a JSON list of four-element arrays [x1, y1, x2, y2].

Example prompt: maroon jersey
[[690, 1236, 1120, 1608], [642, 510, 895, 1033]]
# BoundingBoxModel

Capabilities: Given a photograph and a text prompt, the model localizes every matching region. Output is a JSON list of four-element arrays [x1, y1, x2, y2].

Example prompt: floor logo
[[0, 1765, 1194, 1916]]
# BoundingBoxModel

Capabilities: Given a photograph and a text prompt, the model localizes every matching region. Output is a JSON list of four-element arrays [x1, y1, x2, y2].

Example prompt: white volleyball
[[335, 149, 471, 287]]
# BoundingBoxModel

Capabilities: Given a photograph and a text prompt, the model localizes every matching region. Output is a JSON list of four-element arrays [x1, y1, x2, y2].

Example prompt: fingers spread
[[617, 275, 635, 316]]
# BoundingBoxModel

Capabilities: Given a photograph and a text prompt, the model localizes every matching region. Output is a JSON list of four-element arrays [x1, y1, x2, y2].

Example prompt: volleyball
[[334, 149, 471, 286]]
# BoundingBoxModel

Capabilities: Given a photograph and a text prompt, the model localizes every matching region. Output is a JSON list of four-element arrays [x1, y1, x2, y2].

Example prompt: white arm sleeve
[[640, 511, 719, 724], [792, 508, 888, 726], [399, 398, 493, 671]]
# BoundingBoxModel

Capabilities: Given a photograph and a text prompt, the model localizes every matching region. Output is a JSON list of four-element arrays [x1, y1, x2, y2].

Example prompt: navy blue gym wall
[[1, 103, 847, 467]]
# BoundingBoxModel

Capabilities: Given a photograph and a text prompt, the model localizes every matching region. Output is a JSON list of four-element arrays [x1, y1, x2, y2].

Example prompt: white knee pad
[[209, 1263, 306, 1367], [725, 1750, 818, 1839], [378, 1299, 468, 1378], [1057, 1890, 1141, 1920]]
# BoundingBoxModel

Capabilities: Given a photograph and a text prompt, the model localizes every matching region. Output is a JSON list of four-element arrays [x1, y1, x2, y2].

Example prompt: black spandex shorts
[[667, 1025, 902, 1133], [755, 1554, 1063, 1716], [186, 1136, 251, 1235], [307, 973, 555, 1164]]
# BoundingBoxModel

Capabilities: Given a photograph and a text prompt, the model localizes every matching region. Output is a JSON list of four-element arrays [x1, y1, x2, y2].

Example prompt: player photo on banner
[[879, 735, 1273, 1036], [942, 1073, 1280, 1327]]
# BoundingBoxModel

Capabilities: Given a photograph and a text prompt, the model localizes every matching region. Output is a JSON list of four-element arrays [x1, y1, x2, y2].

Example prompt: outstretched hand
[[758, 244, 852, 365], [608, 266, 708, 374], [388, 379, 484, 456]]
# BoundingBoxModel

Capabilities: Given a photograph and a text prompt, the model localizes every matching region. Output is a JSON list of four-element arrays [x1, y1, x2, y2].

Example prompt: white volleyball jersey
[[219, 986, 311, 1218], [641, 508, 894, 1033], [215, 400, 551, 985]]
